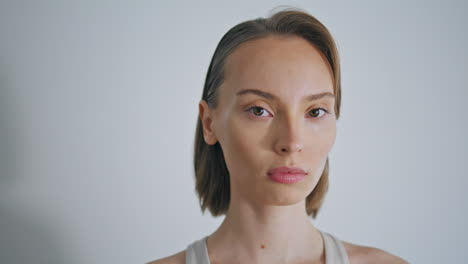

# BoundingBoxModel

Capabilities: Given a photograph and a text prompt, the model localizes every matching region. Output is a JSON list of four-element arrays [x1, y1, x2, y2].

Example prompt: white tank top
[[185, 229, 350, 264]]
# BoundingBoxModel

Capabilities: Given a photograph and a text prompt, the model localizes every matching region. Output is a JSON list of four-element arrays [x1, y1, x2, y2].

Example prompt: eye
[[246, 106, 272, 117], [308, 108, 329, 118], [245, 106, 330, 119]]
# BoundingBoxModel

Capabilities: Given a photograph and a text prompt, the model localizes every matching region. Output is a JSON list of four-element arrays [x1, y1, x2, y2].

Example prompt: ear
[[199, 100, 218, 145]]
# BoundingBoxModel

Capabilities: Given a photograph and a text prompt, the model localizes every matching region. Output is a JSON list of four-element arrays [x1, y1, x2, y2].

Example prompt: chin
[[261, 187, 309, 206]]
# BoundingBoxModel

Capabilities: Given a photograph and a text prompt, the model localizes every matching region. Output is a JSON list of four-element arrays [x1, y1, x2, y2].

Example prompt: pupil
[[254, 107, 263, 115]]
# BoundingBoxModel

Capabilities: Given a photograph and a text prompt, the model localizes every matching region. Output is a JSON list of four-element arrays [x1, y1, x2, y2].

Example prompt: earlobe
[[199, 100, 218, 145]]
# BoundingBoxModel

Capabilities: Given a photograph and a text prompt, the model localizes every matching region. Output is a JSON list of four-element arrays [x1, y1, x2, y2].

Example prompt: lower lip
[[268, 173, 306, 184]]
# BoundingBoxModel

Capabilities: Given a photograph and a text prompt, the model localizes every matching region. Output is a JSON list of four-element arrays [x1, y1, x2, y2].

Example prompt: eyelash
[[245, 105, 330, 119]]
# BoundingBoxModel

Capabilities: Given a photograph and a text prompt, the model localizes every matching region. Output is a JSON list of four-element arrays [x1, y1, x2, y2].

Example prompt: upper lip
[[267, 166, 308, 175]]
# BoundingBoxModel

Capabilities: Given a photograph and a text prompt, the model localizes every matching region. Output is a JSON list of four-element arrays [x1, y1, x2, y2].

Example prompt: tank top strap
[[320, 230, 350, 264], [185, 236, 210, 264]]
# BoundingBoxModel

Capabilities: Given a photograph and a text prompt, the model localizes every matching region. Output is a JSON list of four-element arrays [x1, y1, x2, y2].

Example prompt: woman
[[149, 8, 408, 264]]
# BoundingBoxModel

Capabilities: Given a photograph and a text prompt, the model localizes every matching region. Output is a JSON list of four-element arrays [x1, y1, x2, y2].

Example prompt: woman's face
[[200, 35, 336, 207]]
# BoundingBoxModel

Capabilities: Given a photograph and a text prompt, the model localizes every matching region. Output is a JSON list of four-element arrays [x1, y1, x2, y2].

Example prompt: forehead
[[221, 35, 334, 98]]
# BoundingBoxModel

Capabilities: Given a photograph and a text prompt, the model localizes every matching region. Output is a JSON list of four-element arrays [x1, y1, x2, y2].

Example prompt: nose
[[274, 117, 304, 154]]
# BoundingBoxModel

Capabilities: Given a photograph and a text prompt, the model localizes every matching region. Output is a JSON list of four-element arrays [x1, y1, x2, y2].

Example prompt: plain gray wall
[[1, 1, 467, 263]]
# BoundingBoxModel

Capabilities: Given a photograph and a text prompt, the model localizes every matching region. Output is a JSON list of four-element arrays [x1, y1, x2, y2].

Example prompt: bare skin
[[148, 241, 408, 264], [148, 35, 408, 264]]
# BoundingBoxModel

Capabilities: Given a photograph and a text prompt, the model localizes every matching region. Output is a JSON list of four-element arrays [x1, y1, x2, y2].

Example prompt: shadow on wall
[[0, 205, 69, 263], [0, 73, 69, 263]]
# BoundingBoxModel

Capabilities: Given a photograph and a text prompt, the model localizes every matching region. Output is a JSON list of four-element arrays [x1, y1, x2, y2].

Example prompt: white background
[[0, 1, 467, 263]]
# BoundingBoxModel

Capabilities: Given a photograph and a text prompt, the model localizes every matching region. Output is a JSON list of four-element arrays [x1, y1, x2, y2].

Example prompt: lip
[[267, 166, 308, 184], [267, 166, 307, 175]]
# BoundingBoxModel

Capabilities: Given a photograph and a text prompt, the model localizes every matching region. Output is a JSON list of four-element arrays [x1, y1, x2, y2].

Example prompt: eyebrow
[[236, 89, 335, 102]]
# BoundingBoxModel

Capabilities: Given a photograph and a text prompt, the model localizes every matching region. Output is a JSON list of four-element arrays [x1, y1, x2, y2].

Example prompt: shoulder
[[341, 240, 409, 264], [145, 250, 186, 264]]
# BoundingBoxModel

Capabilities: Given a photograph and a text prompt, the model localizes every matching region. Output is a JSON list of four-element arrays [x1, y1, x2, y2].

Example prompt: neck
[[206, 198, 324, 264]]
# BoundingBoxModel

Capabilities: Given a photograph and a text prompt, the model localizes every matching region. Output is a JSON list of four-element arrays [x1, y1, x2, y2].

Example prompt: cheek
[[303, 121, 336, 187], [307, 120, 336, 156], [301, 121, 336, 179], [217, 115, 266, 176]]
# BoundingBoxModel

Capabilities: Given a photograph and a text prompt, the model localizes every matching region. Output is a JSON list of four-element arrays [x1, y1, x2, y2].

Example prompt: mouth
[[267, 166, 307, 184]]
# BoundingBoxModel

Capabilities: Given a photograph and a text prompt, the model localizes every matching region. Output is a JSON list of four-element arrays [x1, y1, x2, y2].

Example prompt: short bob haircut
[[194, 7, 341, 219]]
